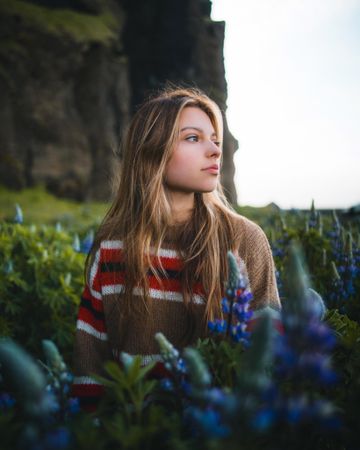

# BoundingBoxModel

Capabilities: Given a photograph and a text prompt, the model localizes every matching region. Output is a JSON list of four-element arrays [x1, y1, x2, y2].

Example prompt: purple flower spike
[[221, 298, 230, 314], [208, 252, 254, 346]]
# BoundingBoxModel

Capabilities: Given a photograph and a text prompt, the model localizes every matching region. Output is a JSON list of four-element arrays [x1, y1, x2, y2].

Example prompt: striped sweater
[[72, 214, 281, 410]]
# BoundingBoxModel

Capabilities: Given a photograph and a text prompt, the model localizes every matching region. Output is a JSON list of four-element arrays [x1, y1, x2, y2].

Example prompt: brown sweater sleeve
[[236, 216, 281, 311], [71, 247, 113, 410]]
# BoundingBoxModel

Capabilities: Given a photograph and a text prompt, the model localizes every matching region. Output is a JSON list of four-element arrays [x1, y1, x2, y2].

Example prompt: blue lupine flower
[[4, 260, 14, 274], [64, 273, 72, 286], [185, 406, 231, 439], [252, 407, 277, 431], [285, 395, 308, 424], [55, 222, 62, 232], [221, 298, 230, 314], [160, 378, 174, 391], [155, 332, 186, 376], [208, 319, 226, 333], [180, 380, 192, 396], [275, 269, 284, 298], [327, 262, 346, 309], [305, 321, 337, 351], [273, 247, 285, 258], [230, 324, 251, 346], [120, 352, 135, 371], [14, 203, 23, 224], [233, 303, 253, 322], [80, 230, 94, 254], [202, 388, 226, 407], [307, 288, 327, 321], [311, 400, 341, 429], [0, 392, 16, 410], [327, 230, 358, 312], [41, 340, 79, 421], [208, 252, 254, 346], [182, 348, 211, 389], [43, 427, 71, 449], [307, 200, 318, 229], [72, 234, 81, 252], [273, 243, 339, 428], [67, 397, 80, 415]]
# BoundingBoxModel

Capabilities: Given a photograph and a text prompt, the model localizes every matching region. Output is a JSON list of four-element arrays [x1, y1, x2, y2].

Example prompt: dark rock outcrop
[[0, 0, 238, 203]]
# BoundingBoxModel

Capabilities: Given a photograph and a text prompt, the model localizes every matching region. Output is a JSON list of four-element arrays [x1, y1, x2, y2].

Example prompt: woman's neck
[[167, 191, 195, 225]]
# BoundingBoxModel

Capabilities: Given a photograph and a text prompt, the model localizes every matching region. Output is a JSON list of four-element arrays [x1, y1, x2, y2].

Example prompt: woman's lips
[[202, 165, 219, 174]]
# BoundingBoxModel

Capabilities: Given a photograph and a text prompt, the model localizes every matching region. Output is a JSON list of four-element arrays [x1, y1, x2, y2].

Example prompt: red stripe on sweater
[[101, 271, 126, 286], [101, 272, 205, 298], [78, 307, 106, 332], [82, 286, 104, 311], [100, 247, 185, 271], [149, 255, 184, 271], [101, 247, 123, 262], [71, 383, 104, 398]]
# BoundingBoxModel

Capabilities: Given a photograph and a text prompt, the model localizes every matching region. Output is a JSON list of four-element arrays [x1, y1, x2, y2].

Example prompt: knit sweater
[[72, 214, 281, 409]]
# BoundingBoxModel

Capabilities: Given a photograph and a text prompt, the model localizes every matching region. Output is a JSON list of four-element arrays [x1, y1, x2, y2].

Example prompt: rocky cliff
[[0, 0, 238, 203]]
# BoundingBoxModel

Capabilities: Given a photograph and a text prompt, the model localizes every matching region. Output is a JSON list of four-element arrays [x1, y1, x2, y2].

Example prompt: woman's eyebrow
[[180, 126, 217, 137]]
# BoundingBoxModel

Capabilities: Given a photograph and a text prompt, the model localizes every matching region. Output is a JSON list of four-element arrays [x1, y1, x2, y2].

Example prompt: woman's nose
[[206, 140, 222, 158]]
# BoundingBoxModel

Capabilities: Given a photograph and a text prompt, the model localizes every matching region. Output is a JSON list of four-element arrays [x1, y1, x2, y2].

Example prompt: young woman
[[72, 87, 281, 409]]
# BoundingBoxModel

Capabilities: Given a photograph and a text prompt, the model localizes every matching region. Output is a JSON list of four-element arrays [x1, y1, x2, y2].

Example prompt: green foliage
[[325, 309, 360, 447], [268, 207, 360, 322], [326, 309, 360, 348], [87, 357, 185, 450], [0, 222, 84, 360], [0, 0, 121, 45], [0, 201, 359, 449], [325, 309, 360, 395], [196, 337, 246, 388]]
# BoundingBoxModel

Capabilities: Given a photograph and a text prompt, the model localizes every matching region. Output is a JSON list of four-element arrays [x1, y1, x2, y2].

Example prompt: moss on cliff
[[0, 0, 121, 44]]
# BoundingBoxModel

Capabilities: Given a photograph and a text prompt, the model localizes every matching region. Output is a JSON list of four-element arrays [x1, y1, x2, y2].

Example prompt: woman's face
[[165, 106, 222, 195]]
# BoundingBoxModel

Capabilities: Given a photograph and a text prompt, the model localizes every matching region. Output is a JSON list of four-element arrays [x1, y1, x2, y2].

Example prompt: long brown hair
[[87, 87, 239, 333]]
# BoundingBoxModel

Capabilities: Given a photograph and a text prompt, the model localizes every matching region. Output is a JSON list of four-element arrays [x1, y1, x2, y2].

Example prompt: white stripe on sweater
[[101, 240, 124, 250], [101, 284, 205, 305], [77, 319, 108, 341], [73, 376, 103, 386], [140, 354, 163, 365], [101, 239, 179, 258], [89, 248, 102, 300]]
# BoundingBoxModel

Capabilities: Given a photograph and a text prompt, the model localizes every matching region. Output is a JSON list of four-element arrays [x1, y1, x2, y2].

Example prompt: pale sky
[[211, 0, 360, 209]]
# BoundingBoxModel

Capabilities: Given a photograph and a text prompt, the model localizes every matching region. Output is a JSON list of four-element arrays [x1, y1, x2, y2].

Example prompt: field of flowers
[[0, 201, 359, 450]]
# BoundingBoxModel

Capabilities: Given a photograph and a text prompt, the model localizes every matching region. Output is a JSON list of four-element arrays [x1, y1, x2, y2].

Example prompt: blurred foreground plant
[[0, 339, 71, 450]]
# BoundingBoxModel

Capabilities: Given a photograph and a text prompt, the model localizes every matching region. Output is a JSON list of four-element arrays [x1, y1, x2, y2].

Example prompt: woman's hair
[[87, 86, 239, 343]]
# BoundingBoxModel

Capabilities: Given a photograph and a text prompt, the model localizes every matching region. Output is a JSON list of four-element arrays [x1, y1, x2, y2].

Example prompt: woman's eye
[[186, 135, 199, 142]]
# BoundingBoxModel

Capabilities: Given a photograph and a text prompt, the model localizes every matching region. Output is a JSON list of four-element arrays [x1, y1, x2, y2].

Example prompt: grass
[[0, 185, 108, 230]]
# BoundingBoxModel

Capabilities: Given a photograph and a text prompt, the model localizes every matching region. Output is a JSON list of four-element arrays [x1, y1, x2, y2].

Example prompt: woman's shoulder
[[225, 211, 272, 260], [228, 211, 267, 242]]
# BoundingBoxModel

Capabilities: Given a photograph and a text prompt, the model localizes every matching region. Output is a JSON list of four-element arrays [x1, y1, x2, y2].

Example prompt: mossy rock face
[[0, 0, 122, 45], [0, 154, 25, 190], [29, 0, 107, 14], [0, 0, 129, 202], [0, 0, 235, 204]]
